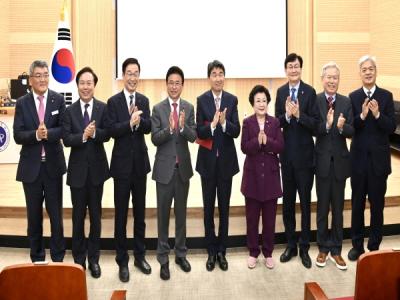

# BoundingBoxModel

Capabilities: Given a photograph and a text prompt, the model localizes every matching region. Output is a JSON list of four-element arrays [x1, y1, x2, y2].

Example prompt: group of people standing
[[12, 52, 395, 283]]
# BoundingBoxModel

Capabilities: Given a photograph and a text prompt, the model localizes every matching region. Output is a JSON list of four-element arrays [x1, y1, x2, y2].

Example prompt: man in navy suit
[[347, 55, 396, 261], [62, 67, 110, 278], [107, 58, 152, 282], [196, 60, 241, 271], [275, 53, 319, 269], [13, 60, 66, 262]]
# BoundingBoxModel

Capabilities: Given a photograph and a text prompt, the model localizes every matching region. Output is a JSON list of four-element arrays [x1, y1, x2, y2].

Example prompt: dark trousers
[[113, 176, 147, 266], [245, 197, 277, 258], [281, 163, 313, 250], [22, 163, 65, 262], [156, 169, 189, 265], [70, 179, 103, 266], [351, 159, 387, 251], [201, 169, 233, 255], [316, 162, 346, 255]]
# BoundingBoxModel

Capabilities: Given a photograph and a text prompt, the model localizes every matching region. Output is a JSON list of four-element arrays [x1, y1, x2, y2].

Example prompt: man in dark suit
[[107, 58, 152, 282], [314, 62, 354, 270], [151, 66, 197, 280], [348, 55, 396, 261], [13, 60, 66, 262], [275, 53, 318, 268], [62, 67, 110, 278], [196, 60, 241, 271]]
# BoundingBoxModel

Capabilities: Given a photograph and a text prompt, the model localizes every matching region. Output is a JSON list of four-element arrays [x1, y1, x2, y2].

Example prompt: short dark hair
[[122, 58, 141, 74], [249, 85, 271, 106], [207, 60, 225, 77], [75, 67, 98, 86], [284, 53, 303, 69], [166, 66, 184, 85]]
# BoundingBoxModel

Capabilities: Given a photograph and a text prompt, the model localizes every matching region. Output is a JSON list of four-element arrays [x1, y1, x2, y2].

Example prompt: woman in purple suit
[[241, 85, 284, 269]]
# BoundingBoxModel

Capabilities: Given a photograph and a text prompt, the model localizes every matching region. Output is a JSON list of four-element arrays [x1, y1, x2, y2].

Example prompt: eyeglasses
[[287, 65, 301, 70], [167, 81, 182, 87], [361, 67, 375, 73], [125, 72, 139, 78], [31, 73, 50, 80]]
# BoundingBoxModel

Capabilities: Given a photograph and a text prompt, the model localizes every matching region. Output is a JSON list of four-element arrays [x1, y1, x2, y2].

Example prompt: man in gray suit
[[314, 62, 354, 270], [151, 66, 197, 280]]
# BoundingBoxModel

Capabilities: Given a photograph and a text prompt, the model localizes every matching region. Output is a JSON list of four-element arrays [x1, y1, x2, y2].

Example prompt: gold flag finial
[[60, 0, 67, 21]]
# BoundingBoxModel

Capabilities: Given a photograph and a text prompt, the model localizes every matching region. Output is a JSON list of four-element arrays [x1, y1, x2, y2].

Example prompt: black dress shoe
[[348, 247, 365, 261], [175, 257, 191, 272], [88, 263, 101, 278], [217, 253, 228, 271], [160, 262, 170, 280], [118, 265, 129, 283], [134, 258, 152, 275], [280, 247, 298, 263], [299, 249, 312, 269], [206, 255, 216, 271]]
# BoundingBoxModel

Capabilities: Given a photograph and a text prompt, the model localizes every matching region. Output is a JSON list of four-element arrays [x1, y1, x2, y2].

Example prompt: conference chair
[[304, 249, 400, 300], [0, 262, 126, 300]]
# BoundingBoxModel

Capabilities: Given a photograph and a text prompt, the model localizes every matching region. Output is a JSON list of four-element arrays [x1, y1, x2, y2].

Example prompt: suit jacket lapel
[[297, 81, 306, 110], [118, 91, 130, 119], [250, 114, 259, 134], [91, 99, 99, 124], [219, 91, 225, 112], [27, 93, 40, 126], [318, 94, 328, 122], [334, 95, 343, 121], [73, 100, 85, 130], [207, 90, 217, 116], [44, 90, 55, 124]]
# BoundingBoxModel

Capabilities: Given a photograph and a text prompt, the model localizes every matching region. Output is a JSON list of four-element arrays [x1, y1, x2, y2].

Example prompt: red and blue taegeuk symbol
[[51, 48, 75, 83]]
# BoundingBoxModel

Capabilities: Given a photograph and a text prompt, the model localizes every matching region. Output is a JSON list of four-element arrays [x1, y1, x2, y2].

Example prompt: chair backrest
[[354, 249, 400, 300], [0, 262, 88, 300]]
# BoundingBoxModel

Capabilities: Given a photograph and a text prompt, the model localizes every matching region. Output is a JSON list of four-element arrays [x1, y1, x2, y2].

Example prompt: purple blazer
[[240, 114, 284, 202]]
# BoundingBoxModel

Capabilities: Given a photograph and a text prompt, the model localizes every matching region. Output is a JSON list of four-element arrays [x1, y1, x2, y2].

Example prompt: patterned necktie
[[327, 96, 333, 109], [83, 103, 90, 127], [172, 102, 179, 131], [129, 94, 134, 114], [367, 90, 372, 99], [172, 102, 179, 163], [37, 95, 45, 122], [215, 97, 220, 111], [37, 95, 45, 157], [290, 88, 296, 102]]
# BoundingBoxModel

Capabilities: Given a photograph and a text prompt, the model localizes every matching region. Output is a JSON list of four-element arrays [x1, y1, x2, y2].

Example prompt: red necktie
[[172, 102, 179, 130], [172, 102, 179, 163], [327, 96, 333, 109]]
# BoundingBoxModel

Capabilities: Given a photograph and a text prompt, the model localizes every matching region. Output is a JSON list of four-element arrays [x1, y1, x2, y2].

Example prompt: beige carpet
[[1, 235, 400, 299]]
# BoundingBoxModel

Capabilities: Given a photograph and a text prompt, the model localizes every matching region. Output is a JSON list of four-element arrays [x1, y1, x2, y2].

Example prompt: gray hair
[[321, 61, 340, 78], [358, 55, 376, 68], [29, 60, 49, 76]]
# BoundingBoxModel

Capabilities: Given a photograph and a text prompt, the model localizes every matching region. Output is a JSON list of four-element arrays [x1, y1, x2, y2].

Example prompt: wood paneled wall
[[0, 1, 10, 79], [0, 0, 398, 100], [370, 0, 400, 98], [312, 0, 370, 94]]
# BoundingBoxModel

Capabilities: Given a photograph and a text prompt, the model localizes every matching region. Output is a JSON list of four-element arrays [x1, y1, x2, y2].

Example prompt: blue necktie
[[290, 88, 296, 102], [83, 103, 90, 127]]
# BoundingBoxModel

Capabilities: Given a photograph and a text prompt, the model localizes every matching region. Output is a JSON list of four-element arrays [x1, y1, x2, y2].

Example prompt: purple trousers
[[245, 197, 277, 258]]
